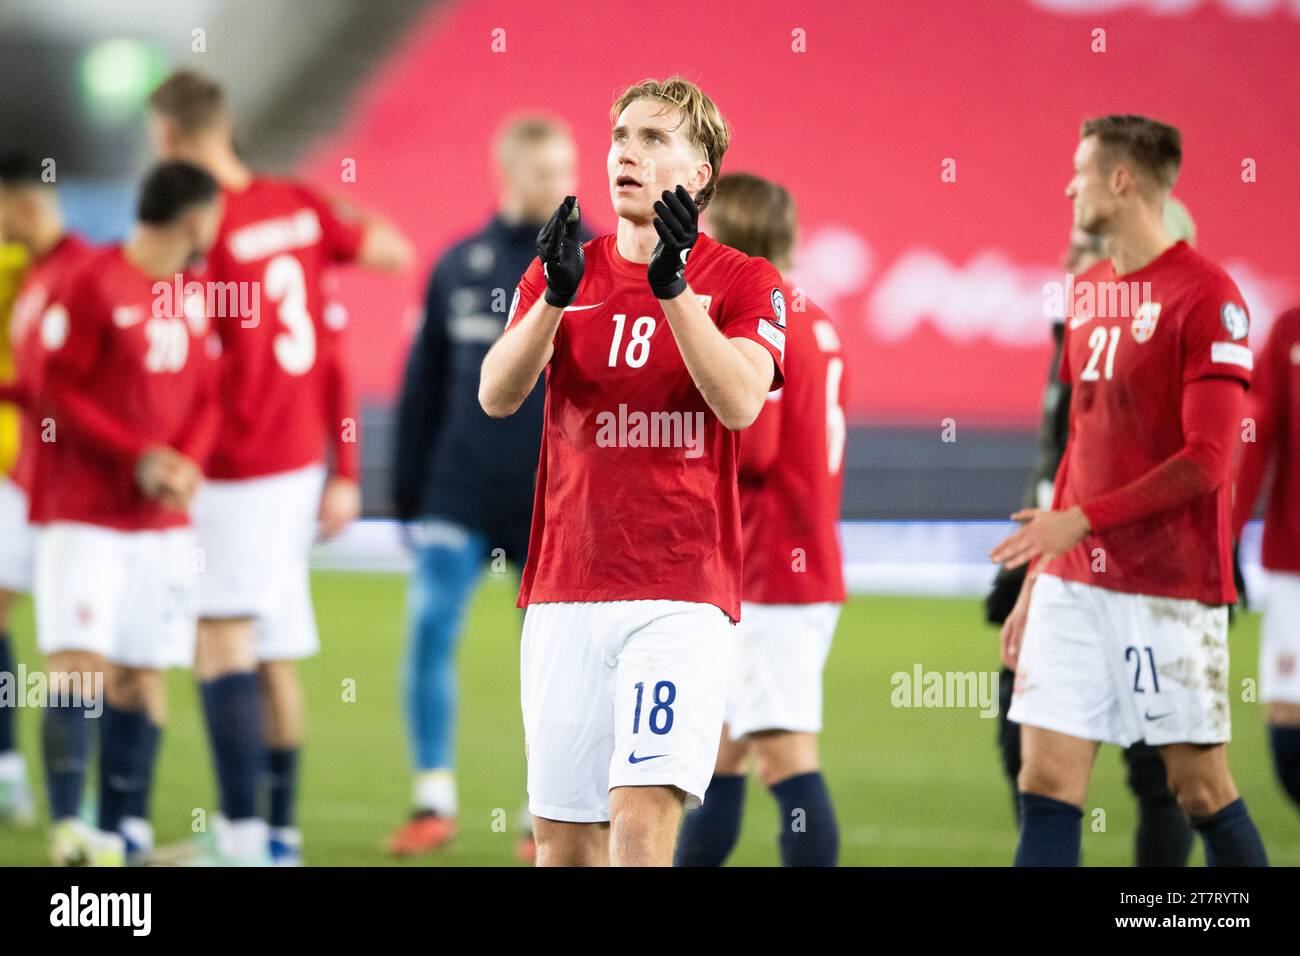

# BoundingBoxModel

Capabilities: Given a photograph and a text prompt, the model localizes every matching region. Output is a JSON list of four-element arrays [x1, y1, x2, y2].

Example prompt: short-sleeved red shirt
[[509, 233, 787, 621]]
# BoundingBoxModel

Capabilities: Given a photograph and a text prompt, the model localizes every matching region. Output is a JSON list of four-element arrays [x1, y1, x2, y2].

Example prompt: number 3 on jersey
[[265, 253, 316, 376]]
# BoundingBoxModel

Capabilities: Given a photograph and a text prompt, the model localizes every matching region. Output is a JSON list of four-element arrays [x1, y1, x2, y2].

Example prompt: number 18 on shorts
[[520, 600, 733, 824]]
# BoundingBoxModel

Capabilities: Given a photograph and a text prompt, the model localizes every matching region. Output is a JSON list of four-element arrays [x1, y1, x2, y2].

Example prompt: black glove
[[648, 185, 699, 299], [537, 196, 584, 308], [984, 564, 1028, 626]]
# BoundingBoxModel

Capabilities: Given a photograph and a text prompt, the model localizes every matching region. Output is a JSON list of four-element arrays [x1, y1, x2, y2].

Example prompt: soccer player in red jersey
[[0, 151, 98, 836], [1234, 306, 1300, 815], [992, 116, 1267, 866], [674, 173, 846, 867], [480, 77, 787, 866], [147, 70, 414, 864], [32, 161, 223, 865]]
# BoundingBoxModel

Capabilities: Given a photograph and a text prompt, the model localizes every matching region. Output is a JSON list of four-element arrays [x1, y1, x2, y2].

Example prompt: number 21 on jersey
[[1080, 326, 1120, 381]]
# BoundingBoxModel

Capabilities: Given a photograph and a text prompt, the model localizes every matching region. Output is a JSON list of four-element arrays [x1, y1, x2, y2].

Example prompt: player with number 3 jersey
[[147, 70, 413, 865]]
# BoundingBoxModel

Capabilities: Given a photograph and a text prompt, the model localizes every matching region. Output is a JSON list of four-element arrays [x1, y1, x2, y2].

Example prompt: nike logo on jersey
[[627, 752, 667, 764], [1068, 314, 1092, 330], [563, 302, 606, 312], [1144, 711, 1173, 722]]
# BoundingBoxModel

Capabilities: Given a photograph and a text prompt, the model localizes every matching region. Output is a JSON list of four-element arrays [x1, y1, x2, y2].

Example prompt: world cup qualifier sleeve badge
[[771, 287, 787, 329]]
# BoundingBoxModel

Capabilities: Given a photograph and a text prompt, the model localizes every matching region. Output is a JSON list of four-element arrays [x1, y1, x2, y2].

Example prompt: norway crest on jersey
[[1221, 302, 1250, 341], [1130, 301, 1161, 344]]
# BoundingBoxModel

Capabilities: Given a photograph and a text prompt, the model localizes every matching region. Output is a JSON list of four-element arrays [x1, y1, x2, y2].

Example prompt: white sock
[[414, 770, 457, 817], [270, 826, 301, 849], [0, 751, 27, 781], [225, 818, 269, 861], [120, 816, 154, 854]]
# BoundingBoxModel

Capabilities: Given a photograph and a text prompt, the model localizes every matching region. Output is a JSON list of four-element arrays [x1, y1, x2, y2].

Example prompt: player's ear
[[691, 161, 712, 197]]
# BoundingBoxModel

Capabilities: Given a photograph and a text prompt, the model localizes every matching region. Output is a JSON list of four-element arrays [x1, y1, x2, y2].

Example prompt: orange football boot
[[387, 814, 458, 857]]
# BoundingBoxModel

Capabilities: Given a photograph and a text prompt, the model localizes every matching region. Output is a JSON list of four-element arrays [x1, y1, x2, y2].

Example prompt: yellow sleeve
[[0, 243, 30, 478]]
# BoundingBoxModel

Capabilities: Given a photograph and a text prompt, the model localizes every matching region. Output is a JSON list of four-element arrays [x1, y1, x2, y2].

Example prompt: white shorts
[[35, 522, 198, 669], [0, 477, 36, 593], [194, 464, 326, 661], [520, 600, 733, 823], [1260, 571, 1300, 704], [1008, 574, 1230, 747], [725, 601, 840, 739]]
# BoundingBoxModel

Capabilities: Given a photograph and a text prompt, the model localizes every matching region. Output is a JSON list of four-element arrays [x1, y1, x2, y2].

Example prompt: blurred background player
[[0, 152, 97, 832], [985, 200, 1199, 866], [387, 116, 579, 858], [0, 180, 31, 825], [481, 76, 786, 866], [33, 161, 222, 865], [675, 173, 846, 867], [993, 115, 1267, 867], [1235, 305, 1300, 817], [147, 69, 414, 865]]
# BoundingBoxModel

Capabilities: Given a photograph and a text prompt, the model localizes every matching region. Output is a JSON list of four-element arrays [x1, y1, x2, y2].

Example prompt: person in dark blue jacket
[[388, 117, 579, 856]]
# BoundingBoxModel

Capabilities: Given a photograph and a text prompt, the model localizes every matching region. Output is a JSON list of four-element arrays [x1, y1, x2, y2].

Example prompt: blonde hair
[[610, 76, 730, 210]]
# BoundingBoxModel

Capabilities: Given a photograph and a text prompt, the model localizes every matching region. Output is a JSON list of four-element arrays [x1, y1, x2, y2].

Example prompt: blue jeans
[[403, 520, 487, 771]]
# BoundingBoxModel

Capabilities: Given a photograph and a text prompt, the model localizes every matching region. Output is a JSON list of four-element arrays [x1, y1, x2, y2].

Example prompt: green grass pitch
[[2, 571, 1296, 866]]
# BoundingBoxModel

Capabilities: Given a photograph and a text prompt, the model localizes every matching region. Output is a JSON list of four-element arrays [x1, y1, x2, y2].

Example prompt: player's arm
[[480, 197, 581, 418], [316, 328, 361, 540], [355, 215, 415, 273], [650, 187, 776, 431], [161, 341, 223, 510], [319, 328, 360, 484], [39, 292, 151, 465], [660, 294, 773, 431], [1233, 315, 1286, 537], [313, 189, 414, 273], [392, 264, 451, 519], [992, 377, 1244, 569]]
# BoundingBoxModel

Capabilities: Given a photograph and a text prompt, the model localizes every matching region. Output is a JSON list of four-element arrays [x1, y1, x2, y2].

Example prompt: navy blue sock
[[0, 635, 15, 752], [125, 718, 162, 822], [1135, 798, 1193, 868], [266, 747, 300, 829], [1268, 725, 1300, 811], [1192, 797, 1268, 867], [42, 698, 91, 820], [98, 703, 160, 834], [771, 771, 839, 867], [1015, 792, 1082, 866], [674, 773, 746, 866], [199, 672, 267, 821]]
